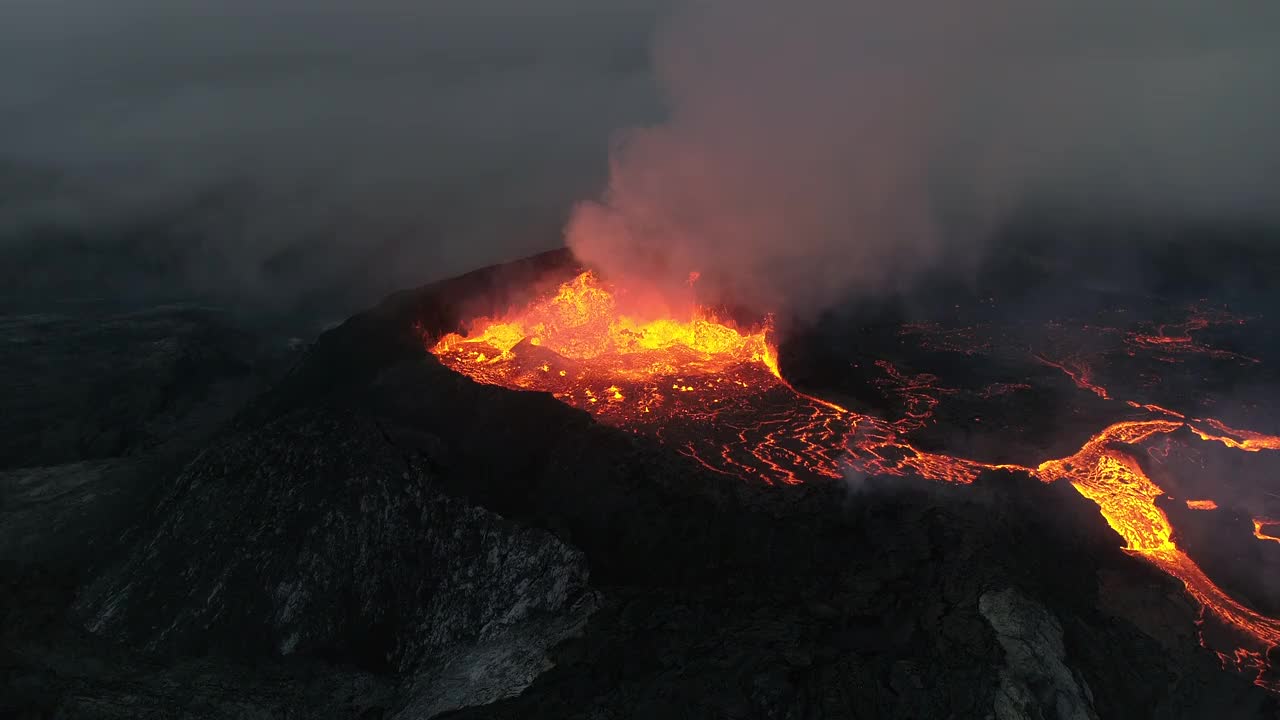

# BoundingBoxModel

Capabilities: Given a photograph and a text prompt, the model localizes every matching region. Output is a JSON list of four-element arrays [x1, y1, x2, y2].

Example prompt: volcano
[[430, 253, 1280, 695], [6, 242, 1280, 718]]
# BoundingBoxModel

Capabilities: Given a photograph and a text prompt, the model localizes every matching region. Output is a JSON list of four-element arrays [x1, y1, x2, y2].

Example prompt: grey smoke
[[3, 1, 1278, 318], [0, 0, 665, 313], [567, 0, 1280, 316]]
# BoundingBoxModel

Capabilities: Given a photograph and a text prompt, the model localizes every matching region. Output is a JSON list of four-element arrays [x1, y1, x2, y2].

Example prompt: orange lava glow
[[1256, 518, 1280, 546], [1032, 419, 1280, 691], [429, 271, 1280, 690], [1190, 418, 1280, 452], [1126, 306, 1260, 363], [431, 270, 781, 432], [1036, 354, 1110, 399]]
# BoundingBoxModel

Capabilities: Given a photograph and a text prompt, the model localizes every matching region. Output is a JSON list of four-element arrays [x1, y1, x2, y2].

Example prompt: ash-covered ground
[[4, 230, 1280, 719]]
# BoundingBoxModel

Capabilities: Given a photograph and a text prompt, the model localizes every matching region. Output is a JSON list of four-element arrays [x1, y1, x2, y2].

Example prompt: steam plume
[[567, 0, 1280, 316]]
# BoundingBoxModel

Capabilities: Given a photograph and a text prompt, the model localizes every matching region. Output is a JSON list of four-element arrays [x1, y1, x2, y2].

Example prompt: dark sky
[[2, 0, 1278, 319], [0, 1, 665, 315]]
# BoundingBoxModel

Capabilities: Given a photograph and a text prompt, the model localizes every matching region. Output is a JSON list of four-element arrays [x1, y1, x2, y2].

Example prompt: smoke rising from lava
[[567, 0, 1280, 316]]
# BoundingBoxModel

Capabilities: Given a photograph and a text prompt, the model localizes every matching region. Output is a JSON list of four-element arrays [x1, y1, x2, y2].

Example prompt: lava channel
[[429, 269, 1280, 691]]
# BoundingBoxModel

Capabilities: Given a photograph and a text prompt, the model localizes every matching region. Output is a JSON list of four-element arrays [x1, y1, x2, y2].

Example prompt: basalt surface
[[3, 248, 1278, 718]]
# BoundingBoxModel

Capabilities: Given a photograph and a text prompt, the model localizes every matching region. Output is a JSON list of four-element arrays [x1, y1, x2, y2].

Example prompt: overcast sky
[[0, 0, 665, 314], [2, 0, 1278, 318]]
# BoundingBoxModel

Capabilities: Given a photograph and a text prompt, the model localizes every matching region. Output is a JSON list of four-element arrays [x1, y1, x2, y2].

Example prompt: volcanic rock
[[980, 587, 1098, 720], [4, 250, 1279, 719], [0, 304, 293, 471], [76, 407, 594, 672]]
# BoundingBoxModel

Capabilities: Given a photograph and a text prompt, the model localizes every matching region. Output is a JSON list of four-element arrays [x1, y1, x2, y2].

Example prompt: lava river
[[430, 270, 1280, 691]]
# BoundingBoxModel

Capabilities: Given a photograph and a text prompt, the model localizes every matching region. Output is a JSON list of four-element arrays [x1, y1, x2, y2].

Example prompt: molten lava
[[1257, 518, 1280, 546], [432, 270, 780, 431], [1126, 306, 1260, 363], [429, 271, 1280, 691], [1190, 418, 1280, 452]]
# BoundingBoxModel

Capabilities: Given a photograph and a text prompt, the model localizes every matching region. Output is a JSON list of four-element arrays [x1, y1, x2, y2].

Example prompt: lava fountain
[[432, 270, 781, 426], [429, 268, 1280, 691]]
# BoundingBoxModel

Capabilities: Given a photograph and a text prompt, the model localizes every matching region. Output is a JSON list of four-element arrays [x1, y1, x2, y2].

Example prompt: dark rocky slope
[[4, 250, 1277, 718]]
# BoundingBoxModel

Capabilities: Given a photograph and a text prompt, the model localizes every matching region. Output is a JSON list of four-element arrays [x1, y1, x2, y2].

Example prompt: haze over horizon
[[2, 0, 1278, 320]]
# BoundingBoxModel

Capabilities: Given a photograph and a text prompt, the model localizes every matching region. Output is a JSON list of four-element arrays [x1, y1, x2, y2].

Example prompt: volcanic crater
[[6, 243, 1280, 719], [429, 247, 1280, 698]]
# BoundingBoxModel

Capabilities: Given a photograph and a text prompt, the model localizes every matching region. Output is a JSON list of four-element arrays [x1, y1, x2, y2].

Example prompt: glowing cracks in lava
[[1035, 354, 1110, 399], [1125, 400, 1184, 419], [431, 270, 780, 432], [1034, 421, 1183, 560], [1125, 306, 1260, 364], [1025, 419, 1280, 690], [431, 277, 1280, 690], [1190, 418, 1280, 453], [1256, 518, 1280, 546]]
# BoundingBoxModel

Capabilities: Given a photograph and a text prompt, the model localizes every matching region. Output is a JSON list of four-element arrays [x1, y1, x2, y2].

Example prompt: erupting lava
[[432, 270, 782, 429], [430, 270, 1280, 691]]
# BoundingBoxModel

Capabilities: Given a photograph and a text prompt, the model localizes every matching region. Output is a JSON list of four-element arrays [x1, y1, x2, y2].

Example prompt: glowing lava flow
[[430, 271, 1280, 690], [1126, 305, 1260, 363], [431, 270, 782, 444], [1190, 418, 1280, 452], [1257, 519, 1280, 546], [1033, 420, 1280, 690], [1036, 354, 1111, 399]]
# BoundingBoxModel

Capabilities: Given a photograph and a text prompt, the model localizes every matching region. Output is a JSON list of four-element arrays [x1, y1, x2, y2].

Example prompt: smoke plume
[[567, 0, 1280, 317]]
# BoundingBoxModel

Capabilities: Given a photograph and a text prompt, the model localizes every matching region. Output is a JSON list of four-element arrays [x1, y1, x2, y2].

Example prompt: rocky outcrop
[[77, 407, 595, 681], [394, 592, 598, 719], [980, 587, 1099, 720]]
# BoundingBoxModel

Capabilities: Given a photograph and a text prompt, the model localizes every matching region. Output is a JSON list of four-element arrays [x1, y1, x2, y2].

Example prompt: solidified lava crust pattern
[[430, 271, 1280, 691]]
